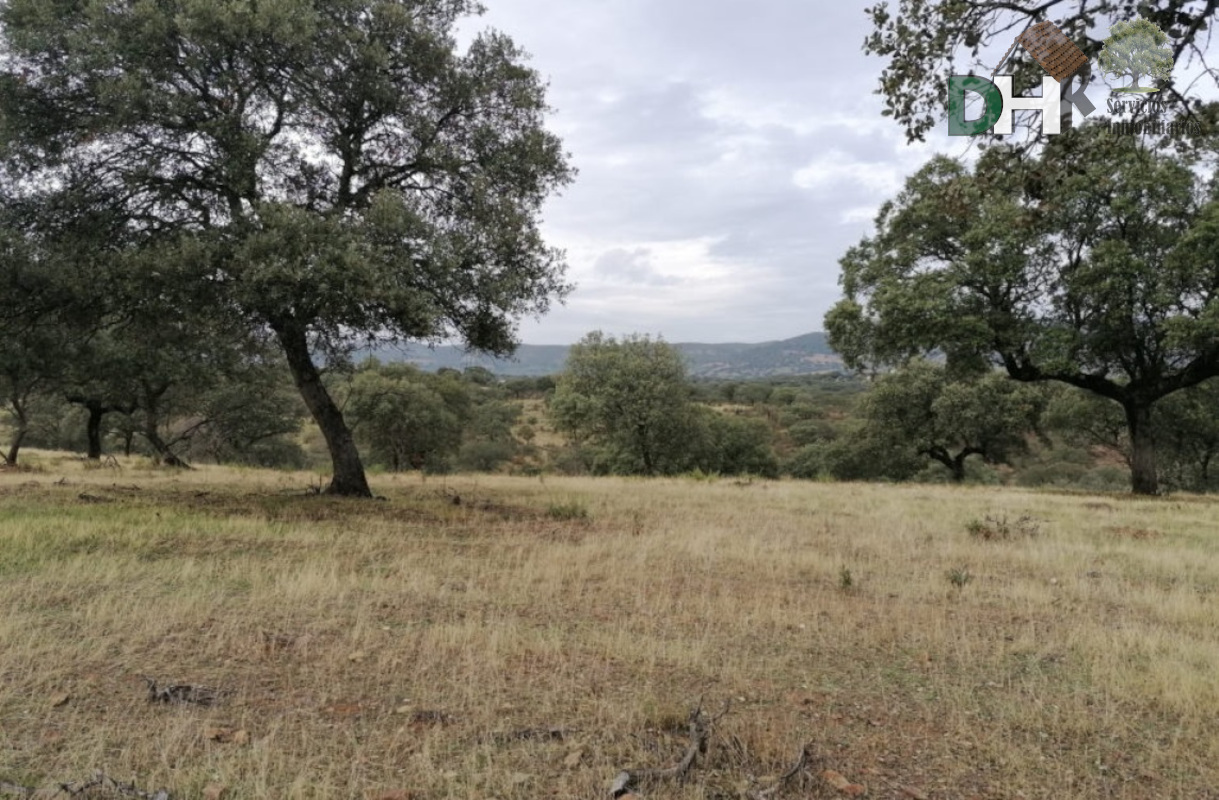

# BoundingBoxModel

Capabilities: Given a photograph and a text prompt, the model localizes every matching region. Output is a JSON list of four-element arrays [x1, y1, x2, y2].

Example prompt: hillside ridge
[[369, 332, 843, 378]]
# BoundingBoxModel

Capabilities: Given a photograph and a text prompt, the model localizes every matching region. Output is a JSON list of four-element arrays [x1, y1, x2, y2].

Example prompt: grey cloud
[[593, 247, 683, 286], [471, 0, 948, 344]]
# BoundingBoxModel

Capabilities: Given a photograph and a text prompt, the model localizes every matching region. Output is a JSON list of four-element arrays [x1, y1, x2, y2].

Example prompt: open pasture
[[1, 459, 1217, 798]]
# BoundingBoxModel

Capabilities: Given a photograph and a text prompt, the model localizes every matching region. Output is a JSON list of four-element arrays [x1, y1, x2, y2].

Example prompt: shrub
[[546, 500, 589, 521], [455, 439, 515, 472], [966, 514, 1041, 540], [947, 566, 973, 588]]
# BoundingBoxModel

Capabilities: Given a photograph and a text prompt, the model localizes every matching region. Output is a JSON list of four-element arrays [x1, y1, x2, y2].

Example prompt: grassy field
[[1, 453, 1218, 799]]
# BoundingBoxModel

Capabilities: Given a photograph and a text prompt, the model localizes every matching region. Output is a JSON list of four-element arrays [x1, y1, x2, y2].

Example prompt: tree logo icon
[[1098, 17, 1173, 94]]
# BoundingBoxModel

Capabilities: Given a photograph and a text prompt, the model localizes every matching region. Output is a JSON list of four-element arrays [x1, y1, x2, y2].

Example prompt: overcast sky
[[457, 1, 1215, 345], [449, 0, 955, 344]]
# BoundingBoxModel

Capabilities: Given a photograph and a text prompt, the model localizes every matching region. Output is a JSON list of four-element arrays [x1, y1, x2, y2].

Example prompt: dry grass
[[2, 452, 1218, 798]]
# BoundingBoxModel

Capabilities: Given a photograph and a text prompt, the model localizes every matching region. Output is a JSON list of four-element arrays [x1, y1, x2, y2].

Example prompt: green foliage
[[546, 500, 589, 521], [700, 411, 780, 478], [551, 332, 703, 476], [816, 425, 925, 483], [787, 419, 837, 447], [946, 566, 973, 589], [852, 361, 1045, 481], [1153, 379, 1219, 492], [187, 363, 308, 469], [345, 366, 464, 473], [455, 439, 515, 472], [1098, 18, 1173, 90], [826, 124, 1219, 493], [785, 444, 827, 480], [0, 0, 574, 495], [1043, 388, 1128, 460]]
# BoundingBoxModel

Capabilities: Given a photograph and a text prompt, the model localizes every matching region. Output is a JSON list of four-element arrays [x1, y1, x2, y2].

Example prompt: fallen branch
[[746, 744, 814, 800], [609, 699, 730, 798], [0, 772, 169, 799]]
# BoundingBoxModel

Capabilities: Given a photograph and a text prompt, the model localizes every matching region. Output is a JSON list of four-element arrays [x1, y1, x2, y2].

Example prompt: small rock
[[202, 784, 226, 800], [563, 749, 584, 768], [49, 693, 71, 708], [348, 651, 366, 663]]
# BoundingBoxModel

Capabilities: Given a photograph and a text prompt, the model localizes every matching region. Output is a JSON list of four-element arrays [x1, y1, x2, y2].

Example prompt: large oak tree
[[0, 0, 573, 495], [825, 125, 1219, 494]]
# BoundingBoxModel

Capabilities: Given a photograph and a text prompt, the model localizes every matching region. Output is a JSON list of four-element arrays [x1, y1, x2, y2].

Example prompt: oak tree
[[0, 0, 573, 495], [825, 125, 1219, 494]]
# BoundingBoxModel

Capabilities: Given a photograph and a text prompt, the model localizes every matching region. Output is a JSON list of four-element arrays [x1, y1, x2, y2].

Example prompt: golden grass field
[[1, 452, 1218, 799]]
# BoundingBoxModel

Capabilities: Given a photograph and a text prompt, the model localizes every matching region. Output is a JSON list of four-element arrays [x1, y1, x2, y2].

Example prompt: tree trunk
[[637, 424, 655, 476], [140, 382, 188, 467], [5, 428, 25, 466], [5, 400, 29, 465], [1124, 402, 1158, 495], [949, 452, 968, 483], [85, 402, 105, 460], [273, 320, 372, 497]]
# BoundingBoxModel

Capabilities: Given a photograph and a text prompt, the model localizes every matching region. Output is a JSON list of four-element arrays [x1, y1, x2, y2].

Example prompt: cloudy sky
[[458, 1, 1190, 345], [454, 0, 956, 344]]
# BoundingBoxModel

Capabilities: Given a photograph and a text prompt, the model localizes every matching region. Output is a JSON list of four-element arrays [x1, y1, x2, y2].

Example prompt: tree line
[[542, 332, 1219, 493]]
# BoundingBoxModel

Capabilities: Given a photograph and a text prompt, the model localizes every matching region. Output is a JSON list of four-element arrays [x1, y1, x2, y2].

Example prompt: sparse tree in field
[[0, 0, 573, 496], [826, 125, 1219, 495], [0, 193, 124, 463], [700, 411, 780, 478], [551, 332, 701, 476], [857, 360, 1046, 482], [864, 0, 1218, 140], [1098, 18, 1174, 93], [346, 366, 464, 472]]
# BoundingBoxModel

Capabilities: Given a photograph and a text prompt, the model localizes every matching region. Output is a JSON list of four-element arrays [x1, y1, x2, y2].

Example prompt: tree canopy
[[551, 332, 700, 476], [825, 124, 1219, 494], [855, 360, 1046, 482], [0, 0, 574, 495]]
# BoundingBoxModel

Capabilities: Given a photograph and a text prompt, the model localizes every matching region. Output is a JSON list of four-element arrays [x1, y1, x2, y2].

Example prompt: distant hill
[[368, 332, 843, 378]]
